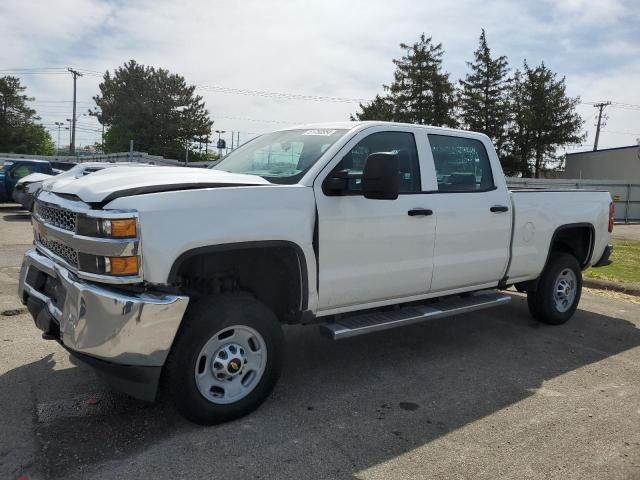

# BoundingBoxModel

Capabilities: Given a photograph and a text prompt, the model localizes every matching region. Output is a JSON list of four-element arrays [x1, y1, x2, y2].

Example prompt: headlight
[[103, 218, 137, 238], [77, 217, 137, 238], [74, 214, 141, 277], [106, 256, 139, 275], [79, 254, 140, 276]]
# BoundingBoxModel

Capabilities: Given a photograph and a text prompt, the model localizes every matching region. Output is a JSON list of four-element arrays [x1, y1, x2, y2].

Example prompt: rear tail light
[[608, 202, 615, 232]]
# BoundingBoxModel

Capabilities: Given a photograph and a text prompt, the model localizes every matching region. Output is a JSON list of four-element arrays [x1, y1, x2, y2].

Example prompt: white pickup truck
[[19, 121, 614, 424]]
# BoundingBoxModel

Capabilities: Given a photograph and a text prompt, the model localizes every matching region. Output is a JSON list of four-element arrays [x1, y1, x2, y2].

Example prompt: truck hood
[[17, 172, 54, 185], [43, 166, 272, 204]]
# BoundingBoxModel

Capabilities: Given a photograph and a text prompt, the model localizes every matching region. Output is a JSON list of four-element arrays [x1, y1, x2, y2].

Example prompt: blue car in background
[[0, 159, 54, 203]]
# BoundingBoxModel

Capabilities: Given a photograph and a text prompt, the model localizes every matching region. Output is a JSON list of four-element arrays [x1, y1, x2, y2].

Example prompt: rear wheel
[[165, 293, 284, 425], [527, 253, 582, 325]]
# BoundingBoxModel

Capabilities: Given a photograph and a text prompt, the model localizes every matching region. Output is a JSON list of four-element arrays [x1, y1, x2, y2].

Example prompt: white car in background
[[13, 162, 155, 211]]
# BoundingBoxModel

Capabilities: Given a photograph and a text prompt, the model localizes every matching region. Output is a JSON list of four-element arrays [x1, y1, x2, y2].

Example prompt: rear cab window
[[428, 134, 495, 192]]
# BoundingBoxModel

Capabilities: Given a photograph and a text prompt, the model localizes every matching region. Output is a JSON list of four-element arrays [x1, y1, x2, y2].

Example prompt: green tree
[[352, 34, 456, 126], [350, 94, 393, 121], [459, 29, 510, 157], [386, 34, 456, 126], [0, 76, 54, 154], [92, 60, 213, 159], [504, 62, 584, 178]]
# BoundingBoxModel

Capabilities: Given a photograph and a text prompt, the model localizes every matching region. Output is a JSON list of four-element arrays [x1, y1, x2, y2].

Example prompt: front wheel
[[527, 253, 582, 325], [165, 294, 284, 425]]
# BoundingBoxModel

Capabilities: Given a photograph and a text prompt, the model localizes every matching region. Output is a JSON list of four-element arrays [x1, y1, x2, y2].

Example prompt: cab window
[[331, 131, 421, 193], [428, 134, 495, 192]]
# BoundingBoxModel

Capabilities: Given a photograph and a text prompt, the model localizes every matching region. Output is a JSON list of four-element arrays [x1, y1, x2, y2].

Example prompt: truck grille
[[39, 237, 79, 267], [35, 201, 77, 232]]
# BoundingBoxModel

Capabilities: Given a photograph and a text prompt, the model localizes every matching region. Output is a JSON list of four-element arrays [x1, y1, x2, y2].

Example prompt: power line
[[601, 129, 640, 136], [583, 100, 640, 111], [197, 84, 368, 103]]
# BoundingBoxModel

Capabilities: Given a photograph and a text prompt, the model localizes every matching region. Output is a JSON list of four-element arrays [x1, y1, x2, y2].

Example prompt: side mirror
[[362, 152, 399, 200], [323, 169, 349, 195]]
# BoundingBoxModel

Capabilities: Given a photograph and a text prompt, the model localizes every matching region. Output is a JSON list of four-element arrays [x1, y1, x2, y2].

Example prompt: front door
[[314, 128, 436, 311]]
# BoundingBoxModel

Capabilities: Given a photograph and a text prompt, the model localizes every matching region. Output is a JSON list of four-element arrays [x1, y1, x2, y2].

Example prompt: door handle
[[408, 208, 433, 217], [490, 205, 509, 213]]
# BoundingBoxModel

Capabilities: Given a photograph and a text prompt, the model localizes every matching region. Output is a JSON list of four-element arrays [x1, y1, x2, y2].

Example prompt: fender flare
[[167, 240, 309, 311]]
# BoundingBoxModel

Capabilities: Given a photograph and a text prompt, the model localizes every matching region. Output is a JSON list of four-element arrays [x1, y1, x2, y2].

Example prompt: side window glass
[[333, 131, 421, 193], [428, 134, 495, 192], [11, 165, 34, 179]]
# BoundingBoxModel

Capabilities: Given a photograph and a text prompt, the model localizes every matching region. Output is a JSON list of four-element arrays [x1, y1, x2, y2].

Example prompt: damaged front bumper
[[18, 248, 189, 400]]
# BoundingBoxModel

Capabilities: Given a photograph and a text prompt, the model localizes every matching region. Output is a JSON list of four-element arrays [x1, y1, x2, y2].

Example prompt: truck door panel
[[426, 134, 511, 291], [314, 129, 436, 310]]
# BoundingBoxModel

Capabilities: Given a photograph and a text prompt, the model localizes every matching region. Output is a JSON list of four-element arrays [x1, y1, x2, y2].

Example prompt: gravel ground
[[1, 203, 639, 480]]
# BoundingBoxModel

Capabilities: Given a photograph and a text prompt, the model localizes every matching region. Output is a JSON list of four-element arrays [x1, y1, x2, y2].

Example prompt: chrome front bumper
[[19, 248, 189, 367]]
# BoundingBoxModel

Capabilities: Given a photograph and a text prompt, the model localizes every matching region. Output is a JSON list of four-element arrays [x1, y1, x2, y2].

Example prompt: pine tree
[[459, 29, 510, 157], [386, 34, 456, 126], [504, 62, 584, 177], [352, 34, 456, 126], [351, 94, 393, 121], [503, 69, 531, 177]]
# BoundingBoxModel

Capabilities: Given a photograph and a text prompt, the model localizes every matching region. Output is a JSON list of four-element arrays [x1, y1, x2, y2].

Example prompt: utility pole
[[67, 68, 83, 155], [215, 129, 226, 157], [66, 118, 72, 151], [54, 122, 64, 154], [593, 101, 611, 151]]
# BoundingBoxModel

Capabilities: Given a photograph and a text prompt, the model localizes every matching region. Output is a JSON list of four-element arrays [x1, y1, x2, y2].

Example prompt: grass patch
[[585, 240, 640, 286]]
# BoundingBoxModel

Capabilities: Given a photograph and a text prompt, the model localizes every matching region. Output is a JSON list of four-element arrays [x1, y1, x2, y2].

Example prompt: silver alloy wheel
[[194, 325, 267, 405], [553, 268, 577, 313]]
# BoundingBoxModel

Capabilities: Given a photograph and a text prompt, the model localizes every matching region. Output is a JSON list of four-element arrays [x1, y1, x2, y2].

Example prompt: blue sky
[[1, 0, 639, 152]]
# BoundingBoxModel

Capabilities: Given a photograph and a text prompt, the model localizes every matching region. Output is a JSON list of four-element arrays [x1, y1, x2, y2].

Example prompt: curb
[[583, 278, 640, 297]]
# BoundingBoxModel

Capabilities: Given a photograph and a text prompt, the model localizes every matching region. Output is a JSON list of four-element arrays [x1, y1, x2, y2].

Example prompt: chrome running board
[[320, 291, 511, 340]]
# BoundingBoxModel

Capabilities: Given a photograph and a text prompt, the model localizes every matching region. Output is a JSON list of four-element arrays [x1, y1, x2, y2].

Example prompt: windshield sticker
[[302, 129, 337, 136]]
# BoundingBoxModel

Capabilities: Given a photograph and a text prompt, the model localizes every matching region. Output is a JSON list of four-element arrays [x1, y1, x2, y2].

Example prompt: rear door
[[426, 133, 512, 292], [313, 126, 437, 311]]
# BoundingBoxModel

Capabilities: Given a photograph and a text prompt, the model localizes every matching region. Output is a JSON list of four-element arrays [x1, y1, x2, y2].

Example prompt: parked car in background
[[50, 161, 77, 172], [12, 172, 55, 211], [12, 162, 155, 211], [0, 159, 53, 203]]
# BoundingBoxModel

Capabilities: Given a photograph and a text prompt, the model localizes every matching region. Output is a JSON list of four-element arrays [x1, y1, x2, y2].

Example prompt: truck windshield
[[211, 129, 348, 184]]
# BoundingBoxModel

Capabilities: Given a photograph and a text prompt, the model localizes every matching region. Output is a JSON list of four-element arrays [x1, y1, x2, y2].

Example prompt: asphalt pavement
[[1, 203, 639, 480]]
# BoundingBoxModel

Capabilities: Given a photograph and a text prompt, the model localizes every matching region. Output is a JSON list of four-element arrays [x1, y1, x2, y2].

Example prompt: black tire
[[514, 283, 527, 293], [165, 293, 284, 425], [527, 252, 582, 325]]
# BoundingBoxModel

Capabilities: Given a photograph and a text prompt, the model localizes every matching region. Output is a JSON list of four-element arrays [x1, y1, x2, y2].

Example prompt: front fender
[[104, 185, 319, 309]]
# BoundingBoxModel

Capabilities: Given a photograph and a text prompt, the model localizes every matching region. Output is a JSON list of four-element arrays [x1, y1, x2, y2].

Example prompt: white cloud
[[1, 0, 638, 150]]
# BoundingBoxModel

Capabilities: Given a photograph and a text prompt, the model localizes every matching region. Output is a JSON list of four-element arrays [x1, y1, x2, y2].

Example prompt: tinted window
[[11, 164, 35, 178], [332, 131, 421, 193], [428, 134, 494, 192]]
